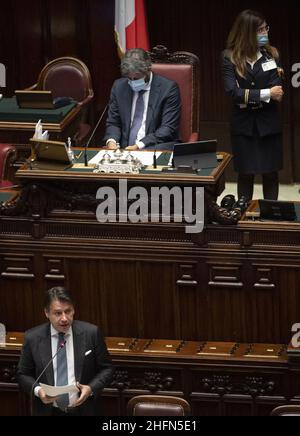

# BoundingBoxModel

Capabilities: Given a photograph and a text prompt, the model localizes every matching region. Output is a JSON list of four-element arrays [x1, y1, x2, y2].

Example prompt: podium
[[12, 149, 232, 224]]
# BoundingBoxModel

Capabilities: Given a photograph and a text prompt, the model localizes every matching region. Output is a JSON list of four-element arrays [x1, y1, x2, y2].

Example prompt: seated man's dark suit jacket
[[104, 73, 181, 148], [17, 320, 114, 416]]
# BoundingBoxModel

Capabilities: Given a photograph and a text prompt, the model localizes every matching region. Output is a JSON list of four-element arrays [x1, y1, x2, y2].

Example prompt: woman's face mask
[[128, 77, 147, 92], [257, 35, 269, 47]]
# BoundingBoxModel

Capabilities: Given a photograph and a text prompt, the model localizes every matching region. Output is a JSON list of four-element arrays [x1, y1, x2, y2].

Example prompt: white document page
[[39, 382, 79, 397]]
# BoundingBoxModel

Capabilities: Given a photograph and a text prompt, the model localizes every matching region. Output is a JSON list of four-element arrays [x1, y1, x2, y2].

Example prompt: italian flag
[[115, 0, 150, 57]]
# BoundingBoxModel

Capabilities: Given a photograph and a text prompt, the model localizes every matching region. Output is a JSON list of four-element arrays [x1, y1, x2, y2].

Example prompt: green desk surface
[[67, 150, 216, 176], [291, 204, 299, 221], [0, 191, 14, 203], [0, 97, 77, 123]]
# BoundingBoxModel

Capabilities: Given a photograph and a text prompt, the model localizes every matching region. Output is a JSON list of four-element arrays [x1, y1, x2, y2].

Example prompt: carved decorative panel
[[44, 257, 65, 281], [111, 367, 179, 392], [0, 363, 17, 383], [253, 266, 275, 290], [208, 264, 243, 288], [176, 263, 198, 287], [0, 255, 34, 279], [200, 374, 276, 397]]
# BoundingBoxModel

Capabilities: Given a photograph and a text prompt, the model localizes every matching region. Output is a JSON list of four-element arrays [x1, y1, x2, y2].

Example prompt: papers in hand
[[40, 382, 79, 397]]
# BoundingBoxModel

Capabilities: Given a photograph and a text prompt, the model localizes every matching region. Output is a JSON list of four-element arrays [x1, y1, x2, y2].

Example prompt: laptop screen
[[173, 140, 217, 169], [259, 200, 296, 221]]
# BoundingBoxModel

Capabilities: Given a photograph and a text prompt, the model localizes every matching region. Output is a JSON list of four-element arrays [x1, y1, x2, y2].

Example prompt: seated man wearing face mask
[[104, 48, 181, 151]]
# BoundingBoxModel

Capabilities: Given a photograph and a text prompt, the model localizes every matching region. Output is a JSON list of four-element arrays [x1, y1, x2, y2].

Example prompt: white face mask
[[128, 77, 147, 92], [257, 35, 269, 47]]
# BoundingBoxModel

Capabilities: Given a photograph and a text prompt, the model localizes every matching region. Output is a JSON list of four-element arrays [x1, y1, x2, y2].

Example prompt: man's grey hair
[[121, 48, 152, 77]]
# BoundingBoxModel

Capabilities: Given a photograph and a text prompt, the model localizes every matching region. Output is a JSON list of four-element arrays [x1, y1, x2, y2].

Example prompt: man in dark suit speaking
[[17, 287, 114, 416], [104, 48, 181, 151]]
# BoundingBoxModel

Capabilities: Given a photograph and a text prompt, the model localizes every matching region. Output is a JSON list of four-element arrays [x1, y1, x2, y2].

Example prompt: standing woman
[[223, 9, 284, 201]]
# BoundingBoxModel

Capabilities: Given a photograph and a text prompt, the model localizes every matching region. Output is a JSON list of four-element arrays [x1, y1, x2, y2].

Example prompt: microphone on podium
[[153, 148, 157, 169], [84, 104, 108, 167], [146, 103, 157, 169], [30, 337, 66, 416]]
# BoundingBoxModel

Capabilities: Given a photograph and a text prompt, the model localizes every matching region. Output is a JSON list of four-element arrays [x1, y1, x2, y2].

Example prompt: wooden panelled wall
[[0, 0, 299, 182], [1, 221, 300, 345]]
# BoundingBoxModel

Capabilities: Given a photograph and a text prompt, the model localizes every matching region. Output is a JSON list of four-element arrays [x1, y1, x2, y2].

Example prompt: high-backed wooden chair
[[127, 395, 191, 416], [149, 45, 200, 143], [29, 56, 94, 145], [271, 405, 300, 416]]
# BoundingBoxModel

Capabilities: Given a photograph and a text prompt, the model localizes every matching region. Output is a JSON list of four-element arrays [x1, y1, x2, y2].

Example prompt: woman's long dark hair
[[226, 9, 279, 78]]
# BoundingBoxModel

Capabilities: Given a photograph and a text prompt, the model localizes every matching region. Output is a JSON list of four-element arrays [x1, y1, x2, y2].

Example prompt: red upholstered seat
[[150, 45, 200, 143], [0, 180, 13, 188], [0, 143, 17, 188]]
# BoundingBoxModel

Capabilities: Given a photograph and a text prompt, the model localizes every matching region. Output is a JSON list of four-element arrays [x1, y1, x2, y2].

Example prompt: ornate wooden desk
[[2, 333, 300, 416], [1, 160, 300, 415]]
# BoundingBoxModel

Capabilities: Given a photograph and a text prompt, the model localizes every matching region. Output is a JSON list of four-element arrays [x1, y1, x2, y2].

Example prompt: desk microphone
[[153, 148, 157, 169], [145, 103, 157, 169], [84, 104, 108, 167], [30, 338, 66, 416]]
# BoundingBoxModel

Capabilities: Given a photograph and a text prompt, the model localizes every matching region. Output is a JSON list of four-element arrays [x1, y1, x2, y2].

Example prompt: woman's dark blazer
[[222, 50, 283, 138]]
